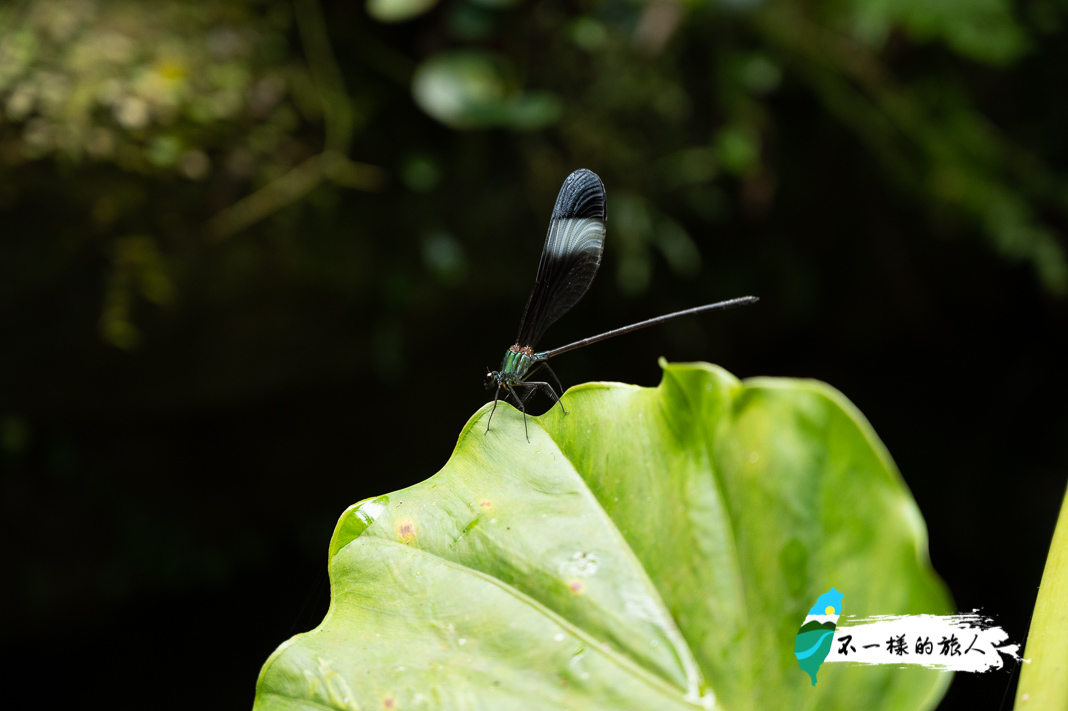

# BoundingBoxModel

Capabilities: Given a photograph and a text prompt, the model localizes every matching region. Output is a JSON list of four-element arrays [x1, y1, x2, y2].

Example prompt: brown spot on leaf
[[479, 500, 492, 509], [397, 520, 416, 543], [383, 696, 396, 709], [568, 580, 584, 594]]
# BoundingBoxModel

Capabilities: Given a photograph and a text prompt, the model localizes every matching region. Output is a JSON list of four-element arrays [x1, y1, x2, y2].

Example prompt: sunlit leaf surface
[[366, 0, 440, 24], [256, 361, 950, 710], [411, 50, 561, 130]]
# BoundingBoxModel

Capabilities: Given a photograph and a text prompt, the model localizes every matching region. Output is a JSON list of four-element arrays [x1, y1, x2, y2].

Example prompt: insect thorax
[[499, 345, 536, 382]]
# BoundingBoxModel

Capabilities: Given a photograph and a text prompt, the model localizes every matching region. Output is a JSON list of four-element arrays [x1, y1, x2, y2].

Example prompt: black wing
[[515, 169, 606, 348]]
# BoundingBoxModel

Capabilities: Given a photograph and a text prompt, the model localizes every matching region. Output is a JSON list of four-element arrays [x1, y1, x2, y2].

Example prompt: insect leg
[[519, 363, 554, 406], [518, 362, 566, 413], [517, 383, 540, 405], [522, 381, 566, 416], [486, 383, 502, 433], [504, 384, 530, 442], [524, 361, 546, 380], [541, 363, 569, 415]]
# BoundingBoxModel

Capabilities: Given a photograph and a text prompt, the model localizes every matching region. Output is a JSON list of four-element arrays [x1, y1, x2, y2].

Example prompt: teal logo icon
[[794, 588, 843, 685]]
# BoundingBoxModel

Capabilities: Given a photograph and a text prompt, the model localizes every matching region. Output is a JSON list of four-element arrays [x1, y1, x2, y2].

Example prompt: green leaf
[[254, 361, 951, 710], [411, 50, 561, 131], [850, 0, 1029, 64], [1015, 483, 1068, 708], [366, 0, 440, 24], [714, 125, 760, 176]]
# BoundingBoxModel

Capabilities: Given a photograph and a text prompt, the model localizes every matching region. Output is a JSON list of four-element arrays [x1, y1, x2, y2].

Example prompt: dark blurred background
[[1, 0, 1065, 708]]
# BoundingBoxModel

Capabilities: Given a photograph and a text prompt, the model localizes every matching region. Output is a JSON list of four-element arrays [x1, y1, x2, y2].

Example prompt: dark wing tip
[[551, 169, 606, 222]]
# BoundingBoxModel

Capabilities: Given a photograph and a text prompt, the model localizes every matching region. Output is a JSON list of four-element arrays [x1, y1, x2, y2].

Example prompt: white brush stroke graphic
[[825, 612, 1026, 672]]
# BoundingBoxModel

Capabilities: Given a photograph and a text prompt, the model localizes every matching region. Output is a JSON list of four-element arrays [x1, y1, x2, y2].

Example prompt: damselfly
[[485, 169, 758, 439]]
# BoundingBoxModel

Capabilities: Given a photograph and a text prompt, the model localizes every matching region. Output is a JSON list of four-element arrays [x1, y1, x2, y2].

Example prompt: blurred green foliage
[[0, 0, 380, 348], [1, 0, 1064, 358]]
